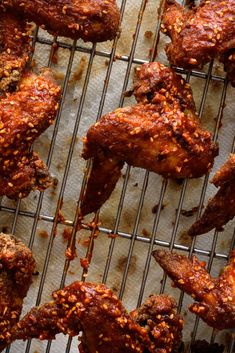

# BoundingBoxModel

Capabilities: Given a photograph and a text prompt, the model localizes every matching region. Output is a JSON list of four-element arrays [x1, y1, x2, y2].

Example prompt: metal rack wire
[[0, 0, 234, 352]]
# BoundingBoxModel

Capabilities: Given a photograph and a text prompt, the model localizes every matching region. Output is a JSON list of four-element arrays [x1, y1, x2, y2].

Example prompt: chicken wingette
[[0, 233, 35, 350], [81, 62, 218, 215], [153, 249, 235, 330], [1, 281, 184, 353], [1, 0, 120, 43], [189, 154, 235, 236], [160, 0, 235, 85], [0, 69, 61, 199]]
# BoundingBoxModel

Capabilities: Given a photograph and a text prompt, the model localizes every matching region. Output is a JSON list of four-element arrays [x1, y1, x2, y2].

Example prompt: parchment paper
[[0, 0, 234, 352]]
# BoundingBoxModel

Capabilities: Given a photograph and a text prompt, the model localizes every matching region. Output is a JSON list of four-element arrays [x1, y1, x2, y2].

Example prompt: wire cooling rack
[[0, 0, 234, 352]]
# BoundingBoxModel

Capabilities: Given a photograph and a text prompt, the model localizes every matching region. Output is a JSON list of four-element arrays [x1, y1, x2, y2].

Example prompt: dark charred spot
[[172, 129, 190, 151]]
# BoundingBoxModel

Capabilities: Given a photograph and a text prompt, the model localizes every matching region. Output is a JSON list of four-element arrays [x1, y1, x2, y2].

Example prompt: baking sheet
[[0, 0, 234, 352]]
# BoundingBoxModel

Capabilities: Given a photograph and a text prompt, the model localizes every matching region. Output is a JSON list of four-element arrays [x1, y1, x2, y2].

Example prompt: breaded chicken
[[0, 233, 35, 349], [0, 69, 61, 199], [188, 154, 235, 236], [130, 294, 183, 353], [153, 249, 235, 330], [81, 62, 218, 215], [161, 0, 235, 85], [2, 282, 184, 353], [0, 9, 31, 93], [1, 0, 120, 42]]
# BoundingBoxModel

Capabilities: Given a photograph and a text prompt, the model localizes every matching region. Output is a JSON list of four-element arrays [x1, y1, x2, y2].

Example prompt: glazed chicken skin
[[130, 294, 183, 353], [0, 69, 61, 199], [161, 0, 235, 85], [0, 9, 31, 93], [2, 281, 184, 353], [188, 154, 235, 236], [81, 62, 217, 215], [153, 249, 235, 330], [1, 0, 120, 43], [0, 233, 35, 349]]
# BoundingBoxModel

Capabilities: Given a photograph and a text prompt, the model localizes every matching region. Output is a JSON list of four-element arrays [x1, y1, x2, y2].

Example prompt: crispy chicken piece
[[2, 281, 184, 353], [161, 0, 235, 85], [0, 233, 35, 348], [153, 249, 235, 330], [191, 340, 224, 353], [188, 154, 235, 236], [1, 0, 120, 43], [0, 69, 61, 199], [130, 294, 183, 353], [0, 9, 31, 93], [81, 62, 218, 215]]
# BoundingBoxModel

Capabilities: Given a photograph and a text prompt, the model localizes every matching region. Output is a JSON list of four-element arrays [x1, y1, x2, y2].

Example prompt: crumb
[[114, 54, 122, 60], [65, 247, 77, 260], [80, 257, 89, 270]]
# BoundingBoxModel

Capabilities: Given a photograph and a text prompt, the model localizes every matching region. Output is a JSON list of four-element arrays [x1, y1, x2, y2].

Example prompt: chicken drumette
[[0, 9, 31, 93], [161, 0, 235, 85], [153, 249, 235, 330], [2, 281, 184, 353], [0, 233, 35, 348], [1, 0, 120, 43], [188, 154, 235, 236], [81, 62, 218, 215], [0, 69, 61, 199]]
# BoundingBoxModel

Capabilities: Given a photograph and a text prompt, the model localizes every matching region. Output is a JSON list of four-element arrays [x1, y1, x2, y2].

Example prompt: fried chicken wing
[[153, 249, 235, 330], [1, 0, 120, 43], [2, 281, 184, 353], [0, 9, 31, 93], [161, 0, 235, 85], [0, 69, 61, 199], [188, 154, 235, 236], [81, 62, 218, 215], [0, 233, 35, 348], [130, 294, 183, 353]]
